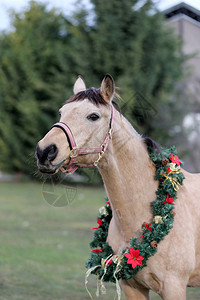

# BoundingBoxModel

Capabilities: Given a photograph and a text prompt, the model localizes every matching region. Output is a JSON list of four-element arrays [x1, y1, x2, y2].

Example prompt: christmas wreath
[[85, 146, 185, 297]]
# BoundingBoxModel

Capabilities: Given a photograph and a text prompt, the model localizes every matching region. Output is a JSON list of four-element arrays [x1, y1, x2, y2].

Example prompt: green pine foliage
[[0, 0, 185, 175], [0, 2, 75, 173], [86, 147, 185, 282], [79, 0, 184, 136]]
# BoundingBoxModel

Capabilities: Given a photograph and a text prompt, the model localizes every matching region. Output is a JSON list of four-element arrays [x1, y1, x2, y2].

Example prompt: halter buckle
[[94, 150, 104, 167], [70, 148, 78, 158]]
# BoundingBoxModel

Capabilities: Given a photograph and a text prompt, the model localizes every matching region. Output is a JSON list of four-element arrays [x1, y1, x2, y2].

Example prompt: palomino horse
[[36, 74, 200, 299]]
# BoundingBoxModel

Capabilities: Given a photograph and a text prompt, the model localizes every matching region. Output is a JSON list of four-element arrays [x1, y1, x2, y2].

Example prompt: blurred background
[[0, 0, 199, 299]]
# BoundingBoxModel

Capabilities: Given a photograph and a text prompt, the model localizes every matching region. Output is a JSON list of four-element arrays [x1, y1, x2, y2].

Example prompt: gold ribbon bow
[[85, 254, 124, 300], [160, 169, 181, 192]]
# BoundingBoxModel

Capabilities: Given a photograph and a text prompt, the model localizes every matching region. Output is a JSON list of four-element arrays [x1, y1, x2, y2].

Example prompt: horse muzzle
[[35, 143, 63, 174]]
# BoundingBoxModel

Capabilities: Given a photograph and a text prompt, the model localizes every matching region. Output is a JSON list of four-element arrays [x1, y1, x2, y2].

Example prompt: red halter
[[51, 105, 114, 175]]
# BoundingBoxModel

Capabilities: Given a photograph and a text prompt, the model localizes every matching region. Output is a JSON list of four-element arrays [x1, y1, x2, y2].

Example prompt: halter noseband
[[51, 105, 114, 175]]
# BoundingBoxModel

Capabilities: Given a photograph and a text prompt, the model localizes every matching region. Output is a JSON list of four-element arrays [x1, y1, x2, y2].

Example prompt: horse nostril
[[47, 144, 58, 161], [36, 144, 58, 164]]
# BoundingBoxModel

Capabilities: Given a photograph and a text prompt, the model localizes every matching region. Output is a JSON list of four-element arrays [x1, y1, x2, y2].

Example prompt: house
[[164, 2, 200, 102], [163, 2, 200, 172]]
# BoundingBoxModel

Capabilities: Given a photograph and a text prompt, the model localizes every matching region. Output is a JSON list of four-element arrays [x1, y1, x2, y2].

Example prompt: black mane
[[143, 137, 161, 153]]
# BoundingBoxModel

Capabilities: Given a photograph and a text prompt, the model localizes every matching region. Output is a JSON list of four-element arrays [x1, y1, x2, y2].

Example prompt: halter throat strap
[[51, 105, 114, 175]]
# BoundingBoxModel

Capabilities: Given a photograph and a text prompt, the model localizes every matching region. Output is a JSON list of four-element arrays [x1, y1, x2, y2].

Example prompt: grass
[[0, 182, 199, 299]]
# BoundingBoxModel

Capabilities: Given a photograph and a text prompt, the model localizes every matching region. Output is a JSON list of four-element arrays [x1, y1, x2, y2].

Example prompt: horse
[[36, 74, 200, 300]]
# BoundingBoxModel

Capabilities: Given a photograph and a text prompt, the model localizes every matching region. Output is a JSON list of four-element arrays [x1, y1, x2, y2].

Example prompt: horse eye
[[87, 113, 100, 121]]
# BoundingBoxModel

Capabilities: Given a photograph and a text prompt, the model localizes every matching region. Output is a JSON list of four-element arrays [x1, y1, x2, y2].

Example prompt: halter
[[51, 105, 114, 175]]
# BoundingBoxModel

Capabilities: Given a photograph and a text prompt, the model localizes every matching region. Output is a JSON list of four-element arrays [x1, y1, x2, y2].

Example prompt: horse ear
[[100, 74, 115, 102], [73, 76, 86, 94]]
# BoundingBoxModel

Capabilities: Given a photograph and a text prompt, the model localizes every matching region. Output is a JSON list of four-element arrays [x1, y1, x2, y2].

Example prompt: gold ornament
[[153, 215, 163, 224], [168, 162, 181, 172], [99, 206, 108, 216]]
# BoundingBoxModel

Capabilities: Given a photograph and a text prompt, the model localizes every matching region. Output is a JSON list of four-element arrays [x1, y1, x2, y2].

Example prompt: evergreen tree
[[83, 0, 184, 136], [0, 2, 75, 173], [0, 0, 185, 176]]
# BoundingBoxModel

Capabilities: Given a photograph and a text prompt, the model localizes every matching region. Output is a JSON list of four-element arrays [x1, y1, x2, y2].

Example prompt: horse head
[[36, 74, 115, 174]]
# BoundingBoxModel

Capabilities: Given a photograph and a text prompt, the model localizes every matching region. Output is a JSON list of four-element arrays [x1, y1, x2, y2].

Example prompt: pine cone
[[162, 158, 169, 166], [142, 222, 148, 228], [171, 210, 176, 217], [150, 241, 158, 248]]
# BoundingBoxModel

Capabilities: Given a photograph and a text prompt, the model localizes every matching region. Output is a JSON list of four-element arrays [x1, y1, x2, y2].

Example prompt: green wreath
[[86, 146, 185, 283]]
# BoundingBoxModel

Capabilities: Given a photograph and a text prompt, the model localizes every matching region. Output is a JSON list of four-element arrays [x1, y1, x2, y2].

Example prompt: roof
[[163, 2, 200, 23]]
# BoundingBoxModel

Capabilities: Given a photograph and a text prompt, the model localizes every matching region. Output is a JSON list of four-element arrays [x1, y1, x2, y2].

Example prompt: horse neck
[[98, 111, 158, 242]]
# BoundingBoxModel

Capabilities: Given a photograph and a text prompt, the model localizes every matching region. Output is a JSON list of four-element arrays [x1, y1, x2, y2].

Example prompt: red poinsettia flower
[[169, 153, 182, 166], [91, 218, 102, 229], [146, 223, 152, 232], [92, 248, 103, 253], [140, 223, 152, 238], [166, 167, 171, 173], [162, 194, 174, 205], [124, 247, 144, 269], [106, 200, 110, 206], [105, 258, 112, 265]]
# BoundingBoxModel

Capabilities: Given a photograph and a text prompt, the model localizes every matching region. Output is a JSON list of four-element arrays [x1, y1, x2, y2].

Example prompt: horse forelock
[[65, 88, 121, 111], [66, 88, 108, 106]]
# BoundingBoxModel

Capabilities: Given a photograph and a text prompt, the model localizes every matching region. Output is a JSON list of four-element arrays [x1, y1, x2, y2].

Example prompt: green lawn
[[0, 182, 199, 299]]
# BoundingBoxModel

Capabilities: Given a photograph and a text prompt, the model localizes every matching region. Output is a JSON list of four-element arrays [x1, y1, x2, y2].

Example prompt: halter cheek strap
[[51, 105, 114, 175]]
